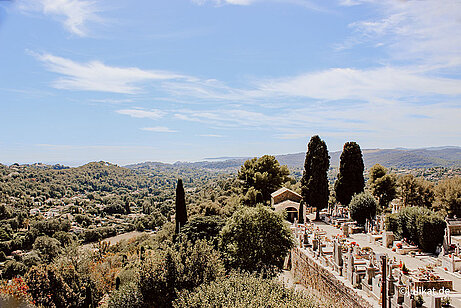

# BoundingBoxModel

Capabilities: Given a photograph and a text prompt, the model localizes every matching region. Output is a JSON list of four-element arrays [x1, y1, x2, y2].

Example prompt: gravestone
[[382, 231, 394, 248], [342, 222, 350, 237], [303, 230, 309, 248], [431, 297, 442, 308]]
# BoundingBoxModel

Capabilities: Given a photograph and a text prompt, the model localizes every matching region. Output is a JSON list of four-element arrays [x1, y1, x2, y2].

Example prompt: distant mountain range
[[125, 146, 461, 171], [276, 146, 461, 169]]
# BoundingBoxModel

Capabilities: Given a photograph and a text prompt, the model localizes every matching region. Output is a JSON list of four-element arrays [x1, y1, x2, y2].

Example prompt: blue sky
[[0, 0, 460, 165]]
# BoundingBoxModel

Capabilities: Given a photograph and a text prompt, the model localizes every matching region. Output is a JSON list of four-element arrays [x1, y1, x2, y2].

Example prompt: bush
[[25, 265, 80, 308], [385, 207, 445, 252], [385, 213, 398, 232], [108, 282, 143, 308], [3, 260, 27, 279], [83, 229, 102, 243], [349, 192, 377, 225], [139, 249, 177, 307], [180, 216, 225, 247], [33, 236, 61, 263], [32, 219, 71, 237], [219, 205, 293, 276], [417, 214, 445, 253], [0, 241, 11, 255], [139, 240, 224, 308], [53, 231, 76, 247], [173, 272, 319, 308]]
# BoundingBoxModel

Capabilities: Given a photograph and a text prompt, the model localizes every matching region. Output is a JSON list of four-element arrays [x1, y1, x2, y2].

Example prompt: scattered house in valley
[[271, 187, 302, 223]]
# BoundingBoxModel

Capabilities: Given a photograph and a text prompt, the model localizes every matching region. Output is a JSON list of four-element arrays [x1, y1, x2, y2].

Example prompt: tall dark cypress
[[175, 179, 187, 233], [334, 142, 365, 206], [298, 201, 304, 224], [301, 135, 330, 221]]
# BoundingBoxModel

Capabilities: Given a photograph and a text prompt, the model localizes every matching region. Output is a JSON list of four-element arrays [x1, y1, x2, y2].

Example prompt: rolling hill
[[125, 146, 461, 171]]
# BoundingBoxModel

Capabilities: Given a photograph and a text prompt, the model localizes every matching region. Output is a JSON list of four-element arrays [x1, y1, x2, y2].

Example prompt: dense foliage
[[398, 174, 434, 208], [301, 135, 330, 220], [174, 272, 319, 308], [368, 164, 397, 211], [219, 206, 294, 276], [434, 177, 461, 218], [335, 142, 365, 206], [349, 192, 377, 225], [238, 155, 291, 205], [385, 207, 445, 253], [0, 152, 458, 307]]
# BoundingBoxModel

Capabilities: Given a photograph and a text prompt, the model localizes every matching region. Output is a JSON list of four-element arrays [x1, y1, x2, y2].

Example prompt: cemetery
[[287, 200, 461, 308]]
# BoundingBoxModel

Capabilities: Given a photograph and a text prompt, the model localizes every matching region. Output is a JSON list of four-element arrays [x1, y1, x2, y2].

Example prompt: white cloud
[[141, 127, 177, 133], [162, 65, 461, 105], [344, 0, 461, 70], [90, 98, 133, 104], [198, 134, 224, 137], [192, 0, 253, 5], [248, 67, 461, 101], [34, 52, 188, 94], [116, 108, 165, 120], [18, 0, 102, 36], [338, 0, 372, 6], [191, 0, 326, 11]]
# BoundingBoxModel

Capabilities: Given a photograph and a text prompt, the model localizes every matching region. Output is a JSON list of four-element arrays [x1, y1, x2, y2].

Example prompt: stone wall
[[291, 247, 374, 308]]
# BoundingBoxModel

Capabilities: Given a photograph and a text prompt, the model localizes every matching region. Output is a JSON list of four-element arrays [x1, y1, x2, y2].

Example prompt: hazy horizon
[[2, 145, 460, 167]]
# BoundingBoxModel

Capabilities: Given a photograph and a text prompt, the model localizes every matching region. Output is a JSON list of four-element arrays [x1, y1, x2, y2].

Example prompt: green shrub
[[386, 207, 446, 252], [219, 205, 293, 276], [3, 260, 27, 279], [139, 240, 224, 308], [180, 216, 225, 247], [385, 213, 398, 232], [25, 265, 80, 308], [173, 272, 319, 308], [0, 241, 11, 255], [349, 192, 377, 225], [108, 282, 143, 308], [417, 214, 445, 253], [33, 236, 61, 263]]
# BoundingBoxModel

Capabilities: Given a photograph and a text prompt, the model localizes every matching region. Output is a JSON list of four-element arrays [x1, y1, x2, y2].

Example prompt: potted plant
[[442, 297, 451, 307], [415, 295, 424, 307]]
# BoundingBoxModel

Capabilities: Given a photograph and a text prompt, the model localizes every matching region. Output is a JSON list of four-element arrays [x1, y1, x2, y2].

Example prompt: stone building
[[271, 187, 302, 223]]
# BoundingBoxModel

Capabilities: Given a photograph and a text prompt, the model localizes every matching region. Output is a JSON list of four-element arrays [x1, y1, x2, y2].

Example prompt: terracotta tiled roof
[[270, 187, 302, 198]]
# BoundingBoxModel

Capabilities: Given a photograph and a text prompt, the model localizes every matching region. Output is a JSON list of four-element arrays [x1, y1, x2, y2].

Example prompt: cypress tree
[[298, 201, 304, 224], [301, 135, 330, 221], [175, 179, 187, 234], [334, 142, 365, 206]]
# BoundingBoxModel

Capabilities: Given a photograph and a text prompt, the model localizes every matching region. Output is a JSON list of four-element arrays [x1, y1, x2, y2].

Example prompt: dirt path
[[81, 231, 151, 250]]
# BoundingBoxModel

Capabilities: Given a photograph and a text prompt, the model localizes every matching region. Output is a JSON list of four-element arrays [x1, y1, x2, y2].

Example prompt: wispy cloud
[[338, 0, 372, 6], [191, 0, 326, 11], [141, 126, 177, 133], [198, 134, 224, 137], [341, 0, 461, 70], [90, 98, 134, 104], [247, 67, 461, 101], [34, 52, 189, 94], [116, 108, 165, 119], [161, 65, 461, 105], [18, 0, 102, 36]]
